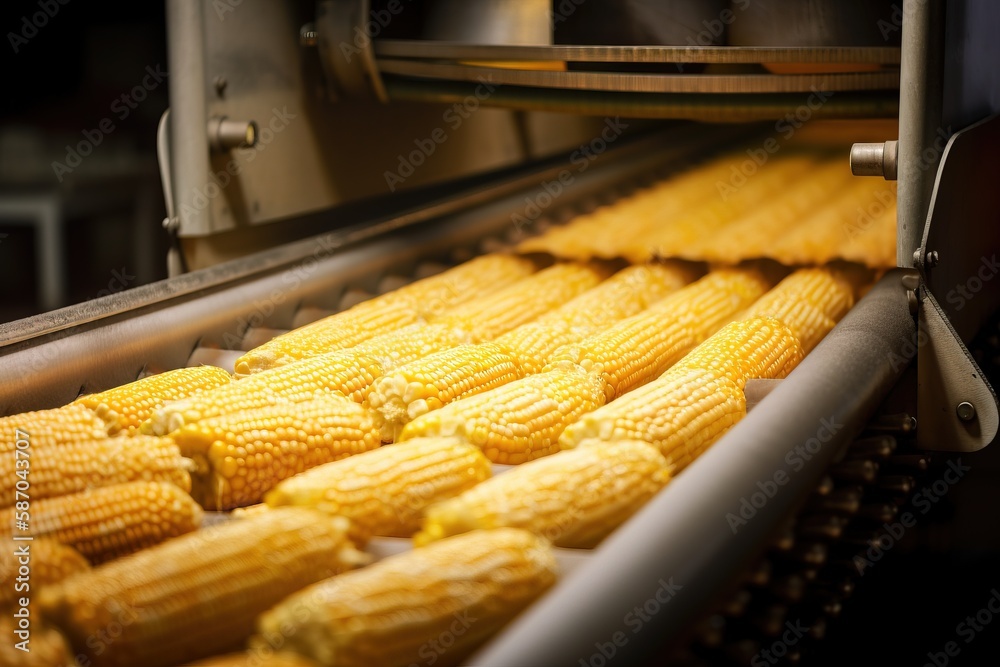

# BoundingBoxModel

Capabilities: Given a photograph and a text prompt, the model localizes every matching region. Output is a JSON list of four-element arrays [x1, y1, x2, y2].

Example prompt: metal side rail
[[472, 268, 918, 666]]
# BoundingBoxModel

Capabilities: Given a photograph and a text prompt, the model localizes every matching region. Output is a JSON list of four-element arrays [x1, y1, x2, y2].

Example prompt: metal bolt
[[300, 22, 318, 47], [926, 250, 940, 267], [956, 401, 976, 421]]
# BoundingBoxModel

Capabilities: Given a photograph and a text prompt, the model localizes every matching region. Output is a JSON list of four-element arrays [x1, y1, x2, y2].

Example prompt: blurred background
[[0, 1, 170, 322]]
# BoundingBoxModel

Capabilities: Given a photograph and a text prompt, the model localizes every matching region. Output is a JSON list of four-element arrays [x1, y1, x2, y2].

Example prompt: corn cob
[[234, 254, 536, 374], [416, 440, 670, 548], [252, 528, 558, 667], [516, 152, 777, 259], [627, 155, 819, 262], [0, 435, 190, 508], [0, 617, 78, 667], [1, 404, 109, 453], [678, 160, 855, 265], [495, 262, 697, 373], [73, 366, 232, 435], [368, 264, 693, 442], [742, 267, 855, 353], [189, 654, 320, 667], [437, 262, 608, 342], [39, 508, 369, 667], [400, 364, 607, 464], [561, 318, 806, 471], [266, 436, 490, 543], [546, 268, 770, 401], [150, 321, 470, 434], [171, 395, 380, 510], [367, 343, 525, 441], [0, 538, 90, 608], [0, 481, 202, 564]]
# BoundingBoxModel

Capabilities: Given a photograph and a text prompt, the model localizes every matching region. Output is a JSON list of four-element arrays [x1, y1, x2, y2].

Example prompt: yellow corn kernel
[[0, 538, 89, 608], [416, 440, 670, 548], [400, 364, 607, 464], [561, 366, 746, 472], [234, 254, 535, 374], [73, 366, 232, 435], [368, 343, 524, 442], [546, 269, 770, 401], [562, 317, 807, 471], [251, 528, 558, 667], [627, 155, 819, 262], [266, 436, 491, 543], [495, 262, 697, 374], [171, 395, 380, 510], [672, 317, 805, 390], [152, 322, 471, 435], [743, 267, 855, 353], [438, 262, 608, 342], [0, 481, 202, 564], [1, 404, 109, 453], [40, 508, 369, 667], [0, 435, 191, 507]]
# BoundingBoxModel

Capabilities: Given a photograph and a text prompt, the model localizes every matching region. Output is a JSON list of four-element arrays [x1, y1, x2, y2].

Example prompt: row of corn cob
[[518, 151, 898, 269]]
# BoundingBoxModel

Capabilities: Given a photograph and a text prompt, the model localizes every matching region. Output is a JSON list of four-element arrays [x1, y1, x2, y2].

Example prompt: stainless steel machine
[[2, 0, 999, 664]]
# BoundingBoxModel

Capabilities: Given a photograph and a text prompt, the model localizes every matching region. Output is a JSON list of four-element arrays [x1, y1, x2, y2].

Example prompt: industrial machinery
[[2, 0, 999, 664]]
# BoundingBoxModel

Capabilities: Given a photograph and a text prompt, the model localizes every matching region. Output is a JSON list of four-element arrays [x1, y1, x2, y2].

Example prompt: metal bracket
[[914, 113, 1000, 451]]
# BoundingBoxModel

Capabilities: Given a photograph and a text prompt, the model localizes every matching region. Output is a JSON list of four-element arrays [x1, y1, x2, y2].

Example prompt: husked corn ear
[[416, 440, 670, 548], [172, 395, 380, 510], [400, 365, 606, 464], [266, 437, 491, 543], [368, 343, 524, 442], [672, 317, 805, 389], [234, 254, 535, 375], [0, 481, 202, 564], [153, 323, 471, 435], [189, 654, 320, 667], [73, 366, 232, 435], [0, 435, 191, 507], [546, 269, 769, 401], [743, 267, 855, 353], [561, 366, 746, 472], [0, 617, 77, 666], [252, 528, 558, 667], [0, 538, 89, 608], [235, 299, 418, 376], [562, 317, 807, 471], [40, 508, 370, 667], [1, 404, 109, 453], [495, 262, 697, 374], [439, 262, 607, 342]]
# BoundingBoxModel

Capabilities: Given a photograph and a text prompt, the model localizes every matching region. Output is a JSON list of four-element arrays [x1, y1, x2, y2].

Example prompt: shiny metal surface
[[383, 77, 900, 122], [377, 59, 900, 94], [374, 40, 902, 65], [473, 269, 918, 666], [850, 140, 898, 180], [0, 129, 723, 415]]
